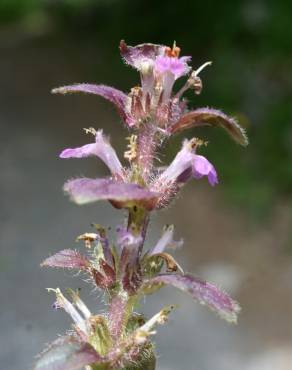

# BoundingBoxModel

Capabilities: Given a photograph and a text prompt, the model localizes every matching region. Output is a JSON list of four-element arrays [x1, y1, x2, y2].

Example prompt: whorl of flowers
[[35, 41, 247, 370]]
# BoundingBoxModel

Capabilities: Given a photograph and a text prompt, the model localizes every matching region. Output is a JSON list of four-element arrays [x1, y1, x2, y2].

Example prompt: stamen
[[83, 127, 97, 136], [165, 41, 181, 58], [124, 134, 138, 162], [193, 61, 212, 77], [174, 62, 212, 99], [130, 86, 143, 98], [189, 137, 209, 150], [76, 232, 98, 248]]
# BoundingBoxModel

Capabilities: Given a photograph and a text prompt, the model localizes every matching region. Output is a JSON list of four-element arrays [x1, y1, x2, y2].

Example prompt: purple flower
[[154, 55, 191, 79], [48, 288, 90, 336], [116, 225, 143, 248], [154, 138, 218, 188], [192, 154, 218, 186], [148, 225, 183, 255], [60, 130, 124, 178]]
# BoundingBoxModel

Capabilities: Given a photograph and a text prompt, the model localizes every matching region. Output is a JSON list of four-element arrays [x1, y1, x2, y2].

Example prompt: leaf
[[34, 336, 102, 370], [142, 273, 241, 323], [52, 84, 133, 126], [64, 178, 158, 209], [170, 107, 248, 146], [41, 249, 90, 269]]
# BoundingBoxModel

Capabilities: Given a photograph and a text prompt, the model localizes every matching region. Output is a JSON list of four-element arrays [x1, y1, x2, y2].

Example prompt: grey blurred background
[[0, 1, 292, 369]]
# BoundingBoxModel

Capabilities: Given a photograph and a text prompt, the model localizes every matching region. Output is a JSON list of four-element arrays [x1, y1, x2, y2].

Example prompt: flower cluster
[[35, 41, 247, 370]]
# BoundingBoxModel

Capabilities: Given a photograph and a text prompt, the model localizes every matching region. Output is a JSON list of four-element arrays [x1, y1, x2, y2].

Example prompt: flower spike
[[36, 40, 246, 370]]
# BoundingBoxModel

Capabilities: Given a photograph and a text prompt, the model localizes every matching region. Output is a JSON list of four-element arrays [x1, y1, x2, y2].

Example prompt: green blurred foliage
[[1, 0, 291, 219]]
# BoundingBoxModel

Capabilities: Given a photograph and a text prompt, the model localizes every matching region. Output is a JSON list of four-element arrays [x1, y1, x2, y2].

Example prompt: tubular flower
[[35, 41, 248, 370]]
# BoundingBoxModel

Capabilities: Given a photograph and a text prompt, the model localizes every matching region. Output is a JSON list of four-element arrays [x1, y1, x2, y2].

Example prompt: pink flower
[[192, 154, 218, 186], [154, 55, 191, 79], [60, 130, 124, 178], [155, 138, 218, 187]]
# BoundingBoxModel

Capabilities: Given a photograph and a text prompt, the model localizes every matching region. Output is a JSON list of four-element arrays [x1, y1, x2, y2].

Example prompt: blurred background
[[0, 1, 291, 369]]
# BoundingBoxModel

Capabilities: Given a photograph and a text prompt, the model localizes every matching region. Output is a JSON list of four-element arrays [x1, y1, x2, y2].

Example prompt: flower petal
[[48, 288, 88, 334], [192, 154, 218, 186], [60, 143, 97, 159], [64, 178, 158, 207], [119, 40, 165, 70], [41, 249, 90, 269], [52, 84, 134, 126], [116, 225, 143, 248], [156, 140, 193, 183], [149, 225, 183, 255], [170, 107, 248, 146], [154, 55, 191, 79], [60, 130, 124, 177], [143, 273, 240, 323], [151, 140, 218, 209], [34, 336, 102, 370], [67, 289, 91, 320]]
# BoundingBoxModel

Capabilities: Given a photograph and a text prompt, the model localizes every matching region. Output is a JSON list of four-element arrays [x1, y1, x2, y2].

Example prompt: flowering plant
[[35, 41, 247, 370]]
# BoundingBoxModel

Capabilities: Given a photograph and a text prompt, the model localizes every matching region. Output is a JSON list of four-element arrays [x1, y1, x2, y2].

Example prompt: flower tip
[[209, 173, 219, 187], [119, 39, 127, 51], [225, 301, 241, 324], [51, 87, 64, 94], [59, 149, 69, 158], [241, 129, 249, 147]]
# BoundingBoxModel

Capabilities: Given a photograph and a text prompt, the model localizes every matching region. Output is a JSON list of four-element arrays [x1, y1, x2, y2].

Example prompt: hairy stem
[[136, 123, 158, 181], [124, 355, 156, 370]]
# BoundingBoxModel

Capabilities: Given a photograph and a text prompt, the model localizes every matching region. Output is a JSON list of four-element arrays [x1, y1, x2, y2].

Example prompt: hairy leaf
[[64, 178, 158, 209], [52, 84, 133, 126], [170, 107, 248, 146], [34, 336, 102, 370], [41, 249, 90, 269], [143, 273, 240, 323]]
